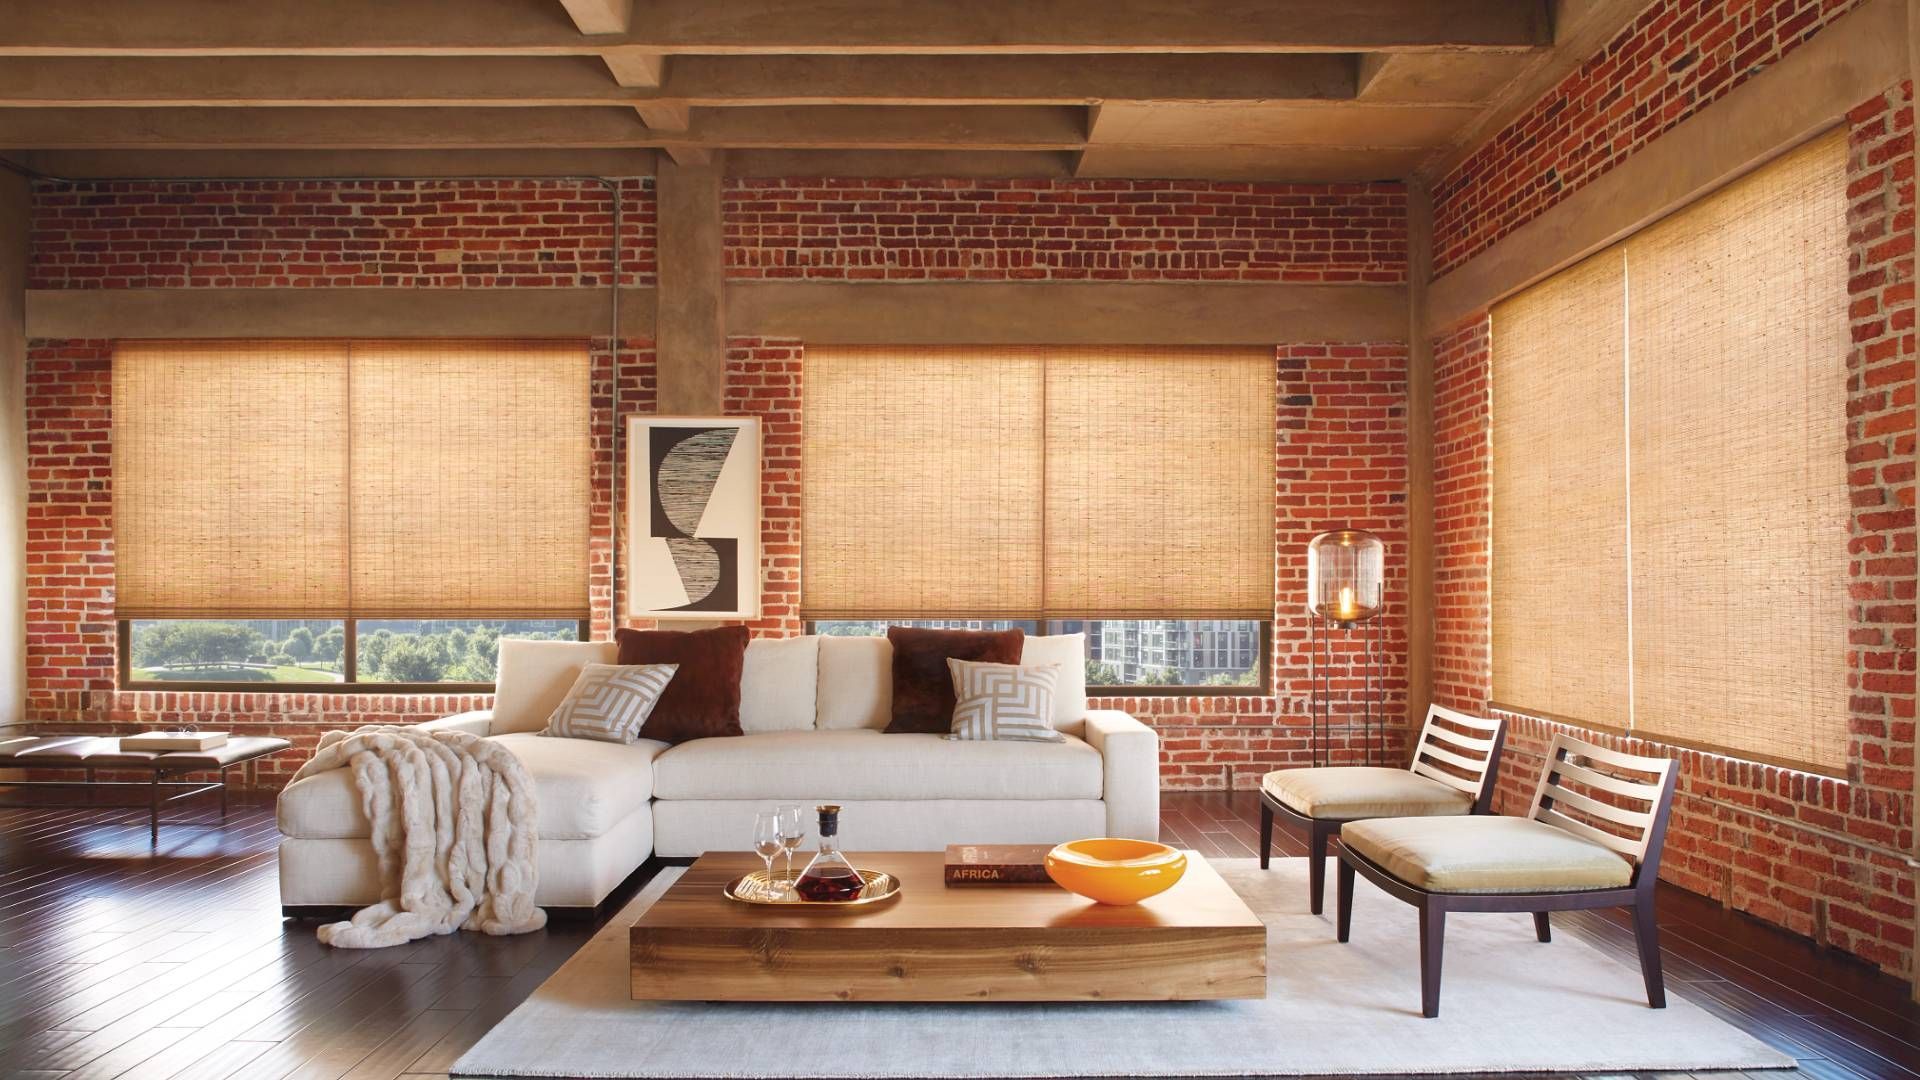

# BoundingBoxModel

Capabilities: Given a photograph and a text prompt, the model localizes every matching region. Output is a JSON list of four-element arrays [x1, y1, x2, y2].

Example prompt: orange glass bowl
[[1044, 838, 1188, 905]]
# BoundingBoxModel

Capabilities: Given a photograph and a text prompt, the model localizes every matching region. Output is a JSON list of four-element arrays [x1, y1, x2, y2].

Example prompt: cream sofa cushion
[[1264, 766, 1474, 821], [816, 635, 891, 730], [1341, 815, 1635, 895], [651, 729, 1103, 801], [1020, 633, 1087, 732], [493, 638, 619, 734], [277, 732, 668, 841], [740, 636, 819, 733]]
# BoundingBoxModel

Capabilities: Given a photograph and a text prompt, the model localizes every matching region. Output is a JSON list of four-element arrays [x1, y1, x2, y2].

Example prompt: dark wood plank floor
[[1, 790, 1913, 1080]]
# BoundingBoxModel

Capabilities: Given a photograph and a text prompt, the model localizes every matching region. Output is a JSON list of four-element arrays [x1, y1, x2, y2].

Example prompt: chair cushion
[[276, 732, 666, 842], [1341, 815, 1635, 895], [651, 729, 1103, 801], [1262, 766, 1474, 821]]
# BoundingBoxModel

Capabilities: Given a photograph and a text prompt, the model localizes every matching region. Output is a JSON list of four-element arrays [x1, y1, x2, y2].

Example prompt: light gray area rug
[[455, 857, 1792, 1078]]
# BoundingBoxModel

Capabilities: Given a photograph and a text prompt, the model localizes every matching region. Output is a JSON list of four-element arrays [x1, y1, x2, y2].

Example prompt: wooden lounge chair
[[1258, 704, 1506, 913], [1333, 732, 1679, 1017]]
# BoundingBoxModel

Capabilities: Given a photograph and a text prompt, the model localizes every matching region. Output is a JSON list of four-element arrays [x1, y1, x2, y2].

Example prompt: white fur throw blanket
[[290, 726, 546, 948]]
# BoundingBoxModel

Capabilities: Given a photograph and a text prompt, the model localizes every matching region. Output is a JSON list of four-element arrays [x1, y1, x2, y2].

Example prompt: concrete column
[[646, 155, 730, 629], [1404, 179, 1435, 738], [653, 154, 728, 415], [0, 170, 26, 731]]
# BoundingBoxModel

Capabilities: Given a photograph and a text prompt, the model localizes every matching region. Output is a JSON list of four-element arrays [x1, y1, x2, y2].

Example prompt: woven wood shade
[[350, 340, 592, 618], [113, 339, 591, 620], [802, 346, 1276, 620], [114, 340, 351, 618], [1490, 251, 1631, 729], [1044, 347, 1275, 618], [1625, 131, 1852, 774], [802, 346, 1045, 619]]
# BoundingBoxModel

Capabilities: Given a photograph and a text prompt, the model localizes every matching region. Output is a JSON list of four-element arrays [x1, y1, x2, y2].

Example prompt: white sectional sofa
[[277, 635, 1160, 912]]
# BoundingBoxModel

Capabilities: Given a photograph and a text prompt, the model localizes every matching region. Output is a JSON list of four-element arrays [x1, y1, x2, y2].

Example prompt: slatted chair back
[[1408, 705, 1507, 813], [1526, 733, 1679, 875]]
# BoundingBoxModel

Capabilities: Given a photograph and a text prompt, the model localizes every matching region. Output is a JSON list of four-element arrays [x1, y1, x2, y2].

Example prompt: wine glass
[[751, 811, 783, 894], [775, 804, 805, 891]]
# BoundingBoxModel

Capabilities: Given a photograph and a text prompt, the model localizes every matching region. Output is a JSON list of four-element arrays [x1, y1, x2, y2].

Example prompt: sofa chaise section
[[276, 716, 665, 912]]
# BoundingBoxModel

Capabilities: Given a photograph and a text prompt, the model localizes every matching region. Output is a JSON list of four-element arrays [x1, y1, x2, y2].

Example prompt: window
[[113, 339, 592, 690], [355, 620, 583, 684], [808, 619, 1270, 694], [802, 344, 1275, 693], [1490, 131, 1851, 774], [127, 620, 346, 684]]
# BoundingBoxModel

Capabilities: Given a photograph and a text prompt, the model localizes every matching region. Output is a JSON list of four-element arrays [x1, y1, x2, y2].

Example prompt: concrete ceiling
[[0, 0, 1651, 181]]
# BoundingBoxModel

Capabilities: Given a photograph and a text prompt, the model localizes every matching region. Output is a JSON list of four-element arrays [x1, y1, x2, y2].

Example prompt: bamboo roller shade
[[1487, 129, 1852, 775], [802, 345, 1274, 621], [1490, 250, 1631, 729], [113, 339, 591, 620], [115, 341, 352, 619], [1625, 131, 1851, 774]]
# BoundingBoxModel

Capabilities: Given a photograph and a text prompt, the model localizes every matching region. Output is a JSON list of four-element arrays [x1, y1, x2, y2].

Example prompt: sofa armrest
[[1083, 709, 1159, 841], [414, 710, 495, 738]]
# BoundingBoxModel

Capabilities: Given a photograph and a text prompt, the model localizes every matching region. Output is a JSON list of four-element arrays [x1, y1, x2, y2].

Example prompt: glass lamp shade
[[1306, 529, 1385, 623]]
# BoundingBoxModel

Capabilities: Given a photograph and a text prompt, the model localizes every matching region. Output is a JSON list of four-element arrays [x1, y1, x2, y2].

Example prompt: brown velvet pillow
[[885, 626, 1026, 734], [615, 625, 749, 744]]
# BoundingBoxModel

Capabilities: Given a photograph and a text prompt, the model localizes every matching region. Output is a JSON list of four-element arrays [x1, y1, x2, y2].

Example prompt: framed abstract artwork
[[626, 415, 761, 619]]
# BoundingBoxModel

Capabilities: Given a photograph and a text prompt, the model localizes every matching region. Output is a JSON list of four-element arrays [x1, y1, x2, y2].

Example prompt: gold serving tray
[[722, 868, 901, 907]]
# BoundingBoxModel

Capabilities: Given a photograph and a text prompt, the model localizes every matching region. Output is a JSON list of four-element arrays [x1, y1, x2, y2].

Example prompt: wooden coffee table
[[630, 850, 1266, 1002]]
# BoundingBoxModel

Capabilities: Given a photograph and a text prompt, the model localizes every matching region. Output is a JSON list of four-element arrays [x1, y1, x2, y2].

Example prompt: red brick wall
[[1432, 0, 1868, 273], [1428, 81, 1916, 975], [1142, 342, 1412, 790], [724, 178, 1408, 283], [29, 179, 656, 289], [721, 338, 805, 638], [1430, 319, 1492, 712], [23, 175, 1412, 788]]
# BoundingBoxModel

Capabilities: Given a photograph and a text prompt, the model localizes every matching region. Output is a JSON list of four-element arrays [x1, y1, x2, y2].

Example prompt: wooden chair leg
[[1258, 802, 1273, 870], [1419, 900, 1446, 1018], [1335, 855, 1354, 942], [1533, 911, 1551, 942], [1307, 825, 1328, 914], [1632, 899, 1666, 1008]]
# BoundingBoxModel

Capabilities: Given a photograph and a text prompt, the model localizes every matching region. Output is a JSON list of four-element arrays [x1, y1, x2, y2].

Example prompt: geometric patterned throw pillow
[[946, 659, 1064, 742], [541, 663, 678, 744]]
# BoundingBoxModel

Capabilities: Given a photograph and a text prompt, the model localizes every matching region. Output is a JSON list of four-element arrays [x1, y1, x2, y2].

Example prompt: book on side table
[[121, 730, 229, 752], [944, 843, 1054, 885]]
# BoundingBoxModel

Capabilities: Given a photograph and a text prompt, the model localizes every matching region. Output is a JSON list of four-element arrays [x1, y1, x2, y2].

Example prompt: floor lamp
[[1306, 528, 1385, 767]]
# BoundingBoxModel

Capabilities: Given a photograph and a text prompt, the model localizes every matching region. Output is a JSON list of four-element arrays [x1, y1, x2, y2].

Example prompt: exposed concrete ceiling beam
[[0, 105, 1095, 151], [8, 147, 662, 179], [637, 103, 692, 131], [12, 147, 1107, 181], [0, 0, 1552, 55], [0, 54, 1367, 108], [555, 0, 632, 36], [1416, 0, 1655, 178], [600, 48, 666, 88]]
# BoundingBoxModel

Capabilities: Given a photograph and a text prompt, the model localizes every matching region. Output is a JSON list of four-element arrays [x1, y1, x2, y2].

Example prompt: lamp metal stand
[[1308, 613, 1383, 768]]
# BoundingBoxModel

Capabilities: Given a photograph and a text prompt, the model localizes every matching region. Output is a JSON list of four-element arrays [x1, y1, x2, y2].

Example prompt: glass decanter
[[792, 804, 864, 902]]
